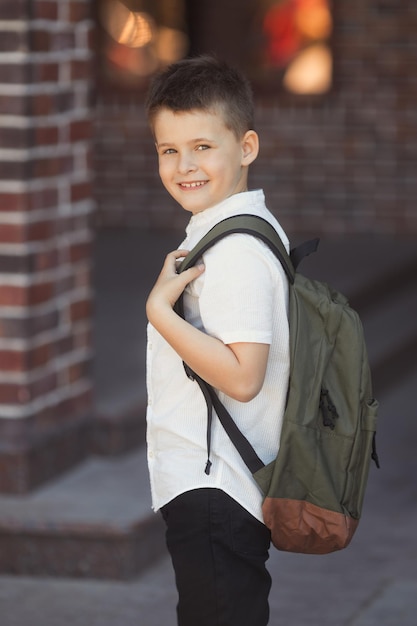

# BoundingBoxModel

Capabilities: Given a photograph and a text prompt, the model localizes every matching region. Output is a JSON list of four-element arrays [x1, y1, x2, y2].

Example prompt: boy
[[145, 56, 290, 626]]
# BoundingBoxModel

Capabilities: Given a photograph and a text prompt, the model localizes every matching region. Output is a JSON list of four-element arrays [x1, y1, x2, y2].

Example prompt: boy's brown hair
[[145, 55, 254, 139]]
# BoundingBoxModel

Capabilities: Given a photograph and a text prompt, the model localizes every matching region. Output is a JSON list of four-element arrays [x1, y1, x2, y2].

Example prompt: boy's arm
[[146, 249, 270, 403]]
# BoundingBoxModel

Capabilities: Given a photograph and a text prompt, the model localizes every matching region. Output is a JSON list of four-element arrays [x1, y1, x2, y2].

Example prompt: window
[[96, 0, 333, 95], [250, 0, 333, 94], [96, 0, 189, 86]]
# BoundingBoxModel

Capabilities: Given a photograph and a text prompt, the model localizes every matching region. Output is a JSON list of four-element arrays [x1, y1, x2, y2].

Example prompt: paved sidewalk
[[0, 229, 416, 625]]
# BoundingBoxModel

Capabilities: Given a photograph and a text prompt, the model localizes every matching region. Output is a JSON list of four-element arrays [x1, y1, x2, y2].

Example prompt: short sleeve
[[191, 234, 281, 345]]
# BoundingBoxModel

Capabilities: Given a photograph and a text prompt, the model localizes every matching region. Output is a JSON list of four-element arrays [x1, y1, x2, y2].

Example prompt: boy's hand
[[146, 249, 269, 402], [146, 249, 205, 321]]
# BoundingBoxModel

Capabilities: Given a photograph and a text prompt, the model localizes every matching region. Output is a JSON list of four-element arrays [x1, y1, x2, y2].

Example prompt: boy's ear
[[241, 130, 259, 165]]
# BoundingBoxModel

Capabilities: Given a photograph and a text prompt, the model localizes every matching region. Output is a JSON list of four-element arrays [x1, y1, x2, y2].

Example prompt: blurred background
[[0, 1, 416, 624]]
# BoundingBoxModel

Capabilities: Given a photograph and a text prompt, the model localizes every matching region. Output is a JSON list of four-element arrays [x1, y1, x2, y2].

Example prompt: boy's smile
[[153, 107, 258, 215]]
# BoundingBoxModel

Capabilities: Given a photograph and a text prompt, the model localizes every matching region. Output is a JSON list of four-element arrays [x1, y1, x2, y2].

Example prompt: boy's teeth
[[182, 181, 205, 188]]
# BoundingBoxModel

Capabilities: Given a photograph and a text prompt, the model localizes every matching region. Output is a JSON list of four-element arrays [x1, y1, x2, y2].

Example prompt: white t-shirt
[[146, 189, 290, 523]]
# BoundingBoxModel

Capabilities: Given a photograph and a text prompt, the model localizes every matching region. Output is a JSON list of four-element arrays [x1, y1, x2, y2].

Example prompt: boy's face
[[153, 107, 258, 215]]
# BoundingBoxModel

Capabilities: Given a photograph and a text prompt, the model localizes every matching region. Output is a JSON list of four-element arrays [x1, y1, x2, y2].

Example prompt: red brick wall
[[94, 0, 417, 234], [0, 0, 95, 491]]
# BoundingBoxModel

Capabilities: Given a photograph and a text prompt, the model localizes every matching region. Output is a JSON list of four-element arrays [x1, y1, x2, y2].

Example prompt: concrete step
[[0, 448, 166, 580]]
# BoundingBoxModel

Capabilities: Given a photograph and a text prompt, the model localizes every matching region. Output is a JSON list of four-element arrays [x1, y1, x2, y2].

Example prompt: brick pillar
[[0, 0, 95, 492]]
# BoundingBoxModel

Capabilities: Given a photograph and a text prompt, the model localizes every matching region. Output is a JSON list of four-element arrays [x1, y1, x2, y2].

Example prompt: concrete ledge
[[0, 449, 166, 580], [0, 404, 147, 494], [90, 402, 147, 457], [0, 417, 91, 495], [0, 516, 165, 580]]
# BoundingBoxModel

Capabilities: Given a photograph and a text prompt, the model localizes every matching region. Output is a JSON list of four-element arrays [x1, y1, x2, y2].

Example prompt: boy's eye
[[163, 148, 176, 155], [196, 144, 210, 151]]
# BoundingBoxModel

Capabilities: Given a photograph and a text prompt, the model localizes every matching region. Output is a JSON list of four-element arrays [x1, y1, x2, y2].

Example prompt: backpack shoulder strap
[[290, 238, 320, 269], [178, 214, 296, 284], [174, 213, 319, 477]]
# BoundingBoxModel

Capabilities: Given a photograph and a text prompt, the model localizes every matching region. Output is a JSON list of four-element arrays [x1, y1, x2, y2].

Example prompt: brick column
[[0, 0, 95, 492]]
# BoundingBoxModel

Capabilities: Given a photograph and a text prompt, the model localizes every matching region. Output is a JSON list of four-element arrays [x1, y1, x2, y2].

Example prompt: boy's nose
[[177, 153, 197, 174]]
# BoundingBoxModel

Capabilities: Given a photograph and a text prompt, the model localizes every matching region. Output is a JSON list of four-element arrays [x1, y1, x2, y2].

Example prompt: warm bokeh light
[[97, 0, 332, 93], [283, 43, 332, 94], [156, 27, 189, 65], [117, 12, 154, 48], [263, 2, 301, 67], [100, 1, 154, 48], [295, 0, 332, 40], [105, 43, 159, 77], [262, 0, 333, 94], [98, 0, 188, 81]]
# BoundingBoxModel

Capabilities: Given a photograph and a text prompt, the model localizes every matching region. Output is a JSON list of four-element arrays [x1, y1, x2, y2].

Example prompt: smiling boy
[[145, 56, 290, 626], [154, 107, 254, 218]]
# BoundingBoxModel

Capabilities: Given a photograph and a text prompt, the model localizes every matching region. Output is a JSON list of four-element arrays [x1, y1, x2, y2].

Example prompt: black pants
[[161, 488, 272, 626]]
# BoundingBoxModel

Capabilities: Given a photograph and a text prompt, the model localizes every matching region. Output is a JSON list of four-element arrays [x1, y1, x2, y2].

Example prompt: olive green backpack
[[176, 214, 379, 555]]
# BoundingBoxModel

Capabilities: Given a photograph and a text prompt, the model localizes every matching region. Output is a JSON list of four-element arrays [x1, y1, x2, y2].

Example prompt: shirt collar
[[185, 190, 266, 237]]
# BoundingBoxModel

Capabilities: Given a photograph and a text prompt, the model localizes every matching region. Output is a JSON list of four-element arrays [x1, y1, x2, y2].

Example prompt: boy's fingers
[[168, 249, 190, 262], [179, 264, 205, 285], [163, 249, 190, 272]]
